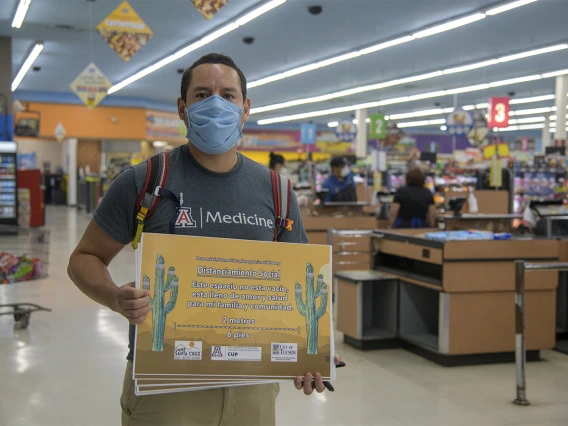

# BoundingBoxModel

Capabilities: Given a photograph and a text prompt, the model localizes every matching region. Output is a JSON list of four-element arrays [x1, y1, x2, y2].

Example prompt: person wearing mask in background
[[67, 53, 340, 426], [269, 152, 285, 174], [322, 157, 357, 202], [388, 166, 437, 229]]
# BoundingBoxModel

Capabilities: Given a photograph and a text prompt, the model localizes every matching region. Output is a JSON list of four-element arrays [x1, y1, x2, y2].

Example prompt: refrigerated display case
[[0, 142, 17, 226]]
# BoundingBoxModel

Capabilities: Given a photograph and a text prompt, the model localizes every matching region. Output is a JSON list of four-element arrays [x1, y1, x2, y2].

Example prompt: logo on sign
[[446, 109, 474, 136], [175, 207, 197, 228], [271, 343, 298, 362], [211, 346, 262, 361], [335, 120, 358, 143], [174, 341, 202, 360], [211, 346, 225, 358]]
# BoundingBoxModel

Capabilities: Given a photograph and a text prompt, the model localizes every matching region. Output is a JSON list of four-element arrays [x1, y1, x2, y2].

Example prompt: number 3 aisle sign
[[488, 97, 510, 128], [369, 114, 387, 139]]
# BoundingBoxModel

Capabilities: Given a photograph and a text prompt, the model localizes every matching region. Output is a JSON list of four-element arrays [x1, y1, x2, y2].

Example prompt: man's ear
[[241, 98, 251, 126], [177, 97, 187, 124]]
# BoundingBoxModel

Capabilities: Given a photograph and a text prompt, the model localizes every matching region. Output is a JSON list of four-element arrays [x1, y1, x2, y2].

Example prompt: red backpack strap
[[270, 171, 293, 242], [132, 152, 169, 249]]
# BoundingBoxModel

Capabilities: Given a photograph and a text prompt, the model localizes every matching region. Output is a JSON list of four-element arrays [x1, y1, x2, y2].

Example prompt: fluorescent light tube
[[108, 0, 286, 94], [440, 126, 447, 131], [488, 75, 541, 87], [517, 124, 545, 130], [446, 84, 491, 95], [317, 52, 362, 68], [443, 60, 499, 74], [412, 13, 485, 38], [499, 44, 568, 62], [509, 107, 554, 116], [359, 36, 415, 55], [12, 0, 32, 28], [510, 94, 555, 104], [542, 69, 568, 78], [365, 118, 371, 123], [486, 0, 539, 16], [327, 121, 339, 128], [11, 42, 43, 91], [509, 117, 546, 124]]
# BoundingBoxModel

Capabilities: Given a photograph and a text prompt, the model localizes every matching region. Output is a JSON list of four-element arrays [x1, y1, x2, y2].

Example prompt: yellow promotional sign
[[69, 63, 112, 109], [96, 1, 153, 62], [483, 143, 509, 159], [134, 234, 333, 378], [191, 0, 230, 20]]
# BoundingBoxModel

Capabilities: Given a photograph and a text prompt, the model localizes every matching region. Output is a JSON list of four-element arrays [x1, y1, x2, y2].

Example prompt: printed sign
[[446, 109, 474, 136], [134, 234, 333, 378], [54, 123, 66, 143], [97, 1, 153, 62], [69, 63, 112, 109], [488, 97, 510, 129], [146, 110, 187, 143], [335, 120, 357, 143], [369, 113, 387, 139], [191, 0, 230, 20], [300, 123, 317, 145]]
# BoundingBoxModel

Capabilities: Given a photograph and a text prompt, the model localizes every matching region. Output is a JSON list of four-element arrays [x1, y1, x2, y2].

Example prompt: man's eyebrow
[[222, 87, 239, 93], [192, 86, 212, 92]]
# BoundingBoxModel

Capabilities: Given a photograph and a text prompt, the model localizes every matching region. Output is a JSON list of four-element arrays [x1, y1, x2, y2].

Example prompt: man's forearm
[[68, 252, 118, 311]]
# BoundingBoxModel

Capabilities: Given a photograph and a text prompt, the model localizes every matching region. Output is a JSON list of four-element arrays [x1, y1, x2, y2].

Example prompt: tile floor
[[0, 206, 567, 426]]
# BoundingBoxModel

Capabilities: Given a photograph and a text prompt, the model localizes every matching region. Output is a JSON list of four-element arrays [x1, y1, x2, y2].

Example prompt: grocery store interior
[[1, 0, 568, 425]]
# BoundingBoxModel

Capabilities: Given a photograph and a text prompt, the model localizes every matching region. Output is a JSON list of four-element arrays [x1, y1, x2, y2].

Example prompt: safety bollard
[[513, 260, 530, 406]]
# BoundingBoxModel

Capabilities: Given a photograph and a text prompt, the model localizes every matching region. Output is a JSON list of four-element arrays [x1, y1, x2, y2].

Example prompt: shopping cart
[[0, 225, 50, 283], [0, 303, 51, 329]]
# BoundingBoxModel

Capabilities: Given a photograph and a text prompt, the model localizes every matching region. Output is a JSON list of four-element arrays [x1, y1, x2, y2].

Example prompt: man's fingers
[[121, 287, 148, 299], [294, 377, 303, 390], [334, 355, 341, 364], [303, 373, 313, 395], [121, 296, 150, 310], [125, 305, 151, 318], [314, 373, 325, 393]]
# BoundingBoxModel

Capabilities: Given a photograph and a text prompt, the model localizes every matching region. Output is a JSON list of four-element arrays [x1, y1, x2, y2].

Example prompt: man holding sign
[[68, 53, 340, 426]]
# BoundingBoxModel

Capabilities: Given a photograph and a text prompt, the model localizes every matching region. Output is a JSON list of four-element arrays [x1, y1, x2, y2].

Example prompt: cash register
[[531, 200, 568, 237]]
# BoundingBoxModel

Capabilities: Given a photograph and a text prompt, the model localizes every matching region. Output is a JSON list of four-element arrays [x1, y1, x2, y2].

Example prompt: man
[[321, 157, 357, 202], [68, 53, 338, 426]]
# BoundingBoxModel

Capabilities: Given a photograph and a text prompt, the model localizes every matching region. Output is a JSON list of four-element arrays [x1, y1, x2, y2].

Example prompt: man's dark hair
[[330, 157, 346, 169], [406, 166, 426, 186], [180, 53, 247, 103]]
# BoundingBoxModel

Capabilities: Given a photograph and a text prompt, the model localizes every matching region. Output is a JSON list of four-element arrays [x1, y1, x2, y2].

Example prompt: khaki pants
[[120, 362, 279, 426]]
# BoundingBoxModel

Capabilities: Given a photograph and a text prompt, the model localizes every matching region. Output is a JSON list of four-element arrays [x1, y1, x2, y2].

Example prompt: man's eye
[[196, 93, 207, 99], [224, 94, 235, 100]]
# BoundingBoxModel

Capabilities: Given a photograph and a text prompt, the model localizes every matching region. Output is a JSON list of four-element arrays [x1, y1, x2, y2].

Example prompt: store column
[[0, 37, 13, 141], [542, 117, 551, 152], [554, 75, 568, 146], [355, 109, 368, 158], [64, 138, 78, 207]]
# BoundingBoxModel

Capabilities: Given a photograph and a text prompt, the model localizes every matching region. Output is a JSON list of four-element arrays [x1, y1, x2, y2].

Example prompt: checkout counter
[[336, 229, 559, 365]]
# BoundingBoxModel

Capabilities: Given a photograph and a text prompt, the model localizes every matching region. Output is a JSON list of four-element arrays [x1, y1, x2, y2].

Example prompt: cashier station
[[335, 197, 568, 366]]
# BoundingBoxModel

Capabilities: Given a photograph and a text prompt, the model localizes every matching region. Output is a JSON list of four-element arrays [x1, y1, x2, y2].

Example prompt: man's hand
[[111, 282, 151, 324], [294, 355, 341, 395]]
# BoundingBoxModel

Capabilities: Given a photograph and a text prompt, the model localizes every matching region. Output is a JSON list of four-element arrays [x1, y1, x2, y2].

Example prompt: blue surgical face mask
[[184, 95, 243, 155]]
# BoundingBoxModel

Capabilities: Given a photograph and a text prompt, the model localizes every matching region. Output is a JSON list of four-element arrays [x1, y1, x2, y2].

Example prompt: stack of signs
[[133, 233, 335, 395], [191, 0, 230, 20], [97, 1, 153, 62]]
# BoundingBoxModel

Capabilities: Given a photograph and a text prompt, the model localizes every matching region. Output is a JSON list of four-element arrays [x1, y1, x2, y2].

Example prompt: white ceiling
[[2, 0, 567, 132]]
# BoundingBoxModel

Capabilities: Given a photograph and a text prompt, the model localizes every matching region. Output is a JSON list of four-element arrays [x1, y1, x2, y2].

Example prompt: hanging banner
[[69, 63, 112, 109], [54, 123, 66, 143], [335, 120, 357, 143], [191, 0, 230, 20], [300, 123, 317, 145], [369, 114, 387, 139], [97, 1, 153, 62], [487, 97, 510, 128], [446, 109, 474, 136]]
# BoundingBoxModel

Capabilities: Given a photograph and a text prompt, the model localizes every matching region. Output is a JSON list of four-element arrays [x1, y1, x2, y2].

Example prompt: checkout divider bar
[[514, 260, 568, 406]]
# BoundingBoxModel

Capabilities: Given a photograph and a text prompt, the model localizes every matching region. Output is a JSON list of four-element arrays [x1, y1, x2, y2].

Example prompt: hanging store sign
[[446, 109, 474, 136], [69, 63, 112, 109], [487, 97, 510, 128], [335, 120, 357, 143], [369, 113, 387, 139], [54, 123, 66, 143], [97, 1, 153, 62], [191, 0, 230, 20], [300, 123, 317, 145]]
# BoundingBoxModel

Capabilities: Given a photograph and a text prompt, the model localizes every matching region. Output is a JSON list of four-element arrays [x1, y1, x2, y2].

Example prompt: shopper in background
[[388, 166, 436, 229], [322, 157, 357, 202], [269, 152, 285, 174], [68, 52, 340, 426]]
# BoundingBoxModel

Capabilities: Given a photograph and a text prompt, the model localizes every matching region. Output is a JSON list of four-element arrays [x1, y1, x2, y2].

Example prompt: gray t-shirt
[[93, 144, 308, 360]]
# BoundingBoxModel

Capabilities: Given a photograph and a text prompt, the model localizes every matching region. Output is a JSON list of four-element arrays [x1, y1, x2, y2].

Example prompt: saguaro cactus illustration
[[142, 254, 179, 352], [295, 262, 328, 355]]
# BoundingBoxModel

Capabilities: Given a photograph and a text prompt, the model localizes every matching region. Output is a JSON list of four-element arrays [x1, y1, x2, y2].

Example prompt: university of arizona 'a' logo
[[175, 207, 196, 228]]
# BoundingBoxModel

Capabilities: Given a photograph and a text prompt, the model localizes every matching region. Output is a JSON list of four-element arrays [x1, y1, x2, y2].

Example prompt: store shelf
[[0, 176, 16, 179]]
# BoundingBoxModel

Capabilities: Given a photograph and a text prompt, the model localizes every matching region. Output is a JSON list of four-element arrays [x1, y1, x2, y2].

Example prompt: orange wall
[[16, 102, 147, 140]]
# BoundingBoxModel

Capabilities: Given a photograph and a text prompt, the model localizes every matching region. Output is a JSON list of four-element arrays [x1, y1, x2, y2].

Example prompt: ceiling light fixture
[[485, 0, 539, 16], [510, 94, 555, 104], [327, 121, 338, 128], [247, 0, 538, 89], [509, 107, 555, 116], [397, 119, 446, 128], [107, 0, 286, 94], [257, 68, 568, 125], [509, 116, 546, 124], [11, 42, 43, 92], [11, 0, 32, 28], [250, 43, 566, 115]]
